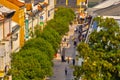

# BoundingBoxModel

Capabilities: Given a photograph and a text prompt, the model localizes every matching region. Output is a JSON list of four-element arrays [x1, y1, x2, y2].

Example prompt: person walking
[[72, 59, 75, 66], [65, 67, 67, 76], [74, 40, 77, 47], [67, 57, 70, 64]]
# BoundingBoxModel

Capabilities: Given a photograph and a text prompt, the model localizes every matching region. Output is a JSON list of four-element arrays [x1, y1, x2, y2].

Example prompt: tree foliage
[[22, 38, 55, 60], [34, 26, 61, 52], [46, 7, 75, 36], [74, 17, 120, 80], [10, 48, 52, 80]]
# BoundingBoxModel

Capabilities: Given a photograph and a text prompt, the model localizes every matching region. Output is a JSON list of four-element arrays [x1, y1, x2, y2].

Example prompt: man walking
[[65, 67, 67, 76]]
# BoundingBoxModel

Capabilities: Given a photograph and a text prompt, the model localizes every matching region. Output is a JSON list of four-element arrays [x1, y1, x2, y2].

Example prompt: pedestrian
[[64, 38, 66, 42], [74, 40, 77, 47], [72, 59, 75, 66], [65, 67, 67, 76], [67, 42, 69, 47], [67, 57, 70, 64]]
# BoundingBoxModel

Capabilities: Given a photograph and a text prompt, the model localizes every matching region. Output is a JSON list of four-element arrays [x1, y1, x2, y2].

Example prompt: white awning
[[11, 21, 20, 34]]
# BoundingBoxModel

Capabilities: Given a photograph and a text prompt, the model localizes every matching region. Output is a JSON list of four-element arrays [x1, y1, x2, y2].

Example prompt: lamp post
[[79, 0, 82, 13]]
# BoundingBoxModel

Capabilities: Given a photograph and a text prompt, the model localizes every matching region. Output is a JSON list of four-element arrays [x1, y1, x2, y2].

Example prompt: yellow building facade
[[77, 0, 86, 5], [0, 0, 25, 47], [77, 0, 87, 12]]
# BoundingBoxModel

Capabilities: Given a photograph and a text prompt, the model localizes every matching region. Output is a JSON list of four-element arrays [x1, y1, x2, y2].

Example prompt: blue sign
[[40, 16, 43, 20]]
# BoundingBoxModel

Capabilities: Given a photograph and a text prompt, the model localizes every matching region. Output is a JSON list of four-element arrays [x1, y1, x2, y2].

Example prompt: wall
[[0, 23, 3, 40], [47, 0, 54, 20], [0, 0, 25, 47]]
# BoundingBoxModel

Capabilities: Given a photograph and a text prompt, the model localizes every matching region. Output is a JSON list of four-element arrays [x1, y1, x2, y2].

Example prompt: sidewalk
[[50, 24, 78, 80]]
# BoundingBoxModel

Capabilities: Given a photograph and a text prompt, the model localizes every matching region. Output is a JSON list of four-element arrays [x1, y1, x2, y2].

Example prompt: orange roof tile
[[7, 0, 25, 7]]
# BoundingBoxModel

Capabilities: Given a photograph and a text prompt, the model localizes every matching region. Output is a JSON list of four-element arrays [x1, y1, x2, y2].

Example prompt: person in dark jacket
[[65, 67, 67, 76], [72, 59, 75, 66]]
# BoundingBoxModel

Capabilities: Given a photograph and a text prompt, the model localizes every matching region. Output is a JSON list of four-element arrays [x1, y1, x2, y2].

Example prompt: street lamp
[[79, 1, 82, 13]]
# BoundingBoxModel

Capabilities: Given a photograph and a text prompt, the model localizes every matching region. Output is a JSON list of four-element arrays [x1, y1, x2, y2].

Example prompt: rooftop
[[7, 0, 25, 7], [93, 0, 120, 8]]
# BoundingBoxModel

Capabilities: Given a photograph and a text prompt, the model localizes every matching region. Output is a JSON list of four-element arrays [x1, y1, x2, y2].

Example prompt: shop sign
[[40, 16, 43, 21], [25, 19, 29, 39]]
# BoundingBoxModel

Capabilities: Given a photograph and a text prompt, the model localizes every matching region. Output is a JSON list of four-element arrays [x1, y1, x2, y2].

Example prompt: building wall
[[0, 45, 5, 71], [0, 0, 25, 47], [77, 0, 86, 5], [0, 22, 3, 40], [47, 0, 54, 20], [4, 20, 10, 38], [0, 40, 11, 78], [12, 30, 20, 52]]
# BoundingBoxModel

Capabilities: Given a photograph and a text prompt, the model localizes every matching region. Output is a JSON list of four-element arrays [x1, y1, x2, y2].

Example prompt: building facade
[[0, 5, 15, 80], [0, 0, 25, 48]]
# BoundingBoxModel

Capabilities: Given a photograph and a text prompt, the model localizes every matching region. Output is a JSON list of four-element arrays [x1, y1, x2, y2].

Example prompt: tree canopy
[[74, 17, 120, 80], [10, 48, 52, 80], [46, 7, 75, 36], [22, 38, 55, 60]]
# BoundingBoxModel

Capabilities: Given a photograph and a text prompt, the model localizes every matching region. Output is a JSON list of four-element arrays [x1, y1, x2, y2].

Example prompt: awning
[[11, 21, 20, 34], [12, 25, 20, 34], [0, 5, 15, 19]]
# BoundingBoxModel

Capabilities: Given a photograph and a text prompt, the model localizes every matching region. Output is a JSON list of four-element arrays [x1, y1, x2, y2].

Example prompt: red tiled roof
[[7, 0, 25, 7]]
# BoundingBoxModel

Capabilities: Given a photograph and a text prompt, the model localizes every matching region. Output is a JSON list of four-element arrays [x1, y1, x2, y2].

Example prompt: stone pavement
[[50, 24, 78, 80]]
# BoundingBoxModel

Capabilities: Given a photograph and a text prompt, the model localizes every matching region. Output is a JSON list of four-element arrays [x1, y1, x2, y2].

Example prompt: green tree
[[10, 48, 52, 80], [46, 7, 75, 36], [22, 38, 55, 60], [74, 17, 120, 80], [34, 26, 62, 52]]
